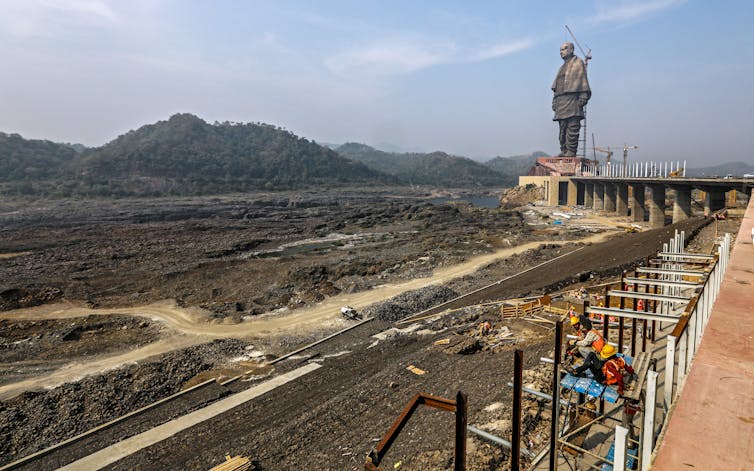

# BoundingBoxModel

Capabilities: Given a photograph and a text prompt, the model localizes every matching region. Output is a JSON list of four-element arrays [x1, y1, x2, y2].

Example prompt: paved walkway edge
[[59, 362, 322, 471]]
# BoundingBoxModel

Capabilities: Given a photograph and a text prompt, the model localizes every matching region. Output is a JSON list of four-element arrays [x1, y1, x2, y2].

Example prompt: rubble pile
[[499, 185, 545, 209], [362, 286, 459, 322], [0, 339, 247, 464]]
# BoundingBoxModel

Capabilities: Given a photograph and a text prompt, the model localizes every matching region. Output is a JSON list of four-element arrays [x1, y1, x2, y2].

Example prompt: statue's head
[[560, 42, 574, 60]]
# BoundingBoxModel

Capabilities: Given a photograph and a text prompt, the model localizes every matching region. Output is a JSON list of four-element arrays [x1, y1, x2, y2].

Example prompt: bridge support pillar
[[593, 183, 604, 210], [616, 183, 629, 216], [704, 190, 726, 215], [604, 183, 617, 212], [567, 180, 578, 206], [672, 187, 693, 223], [584, 183, 594, 208], [630, 184, 645, 222], [648, 184, 666, 227]]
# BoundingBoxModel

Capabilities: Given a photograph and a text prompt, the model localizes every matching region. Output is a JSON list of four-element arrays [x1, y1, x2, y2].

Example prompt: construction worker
[[567, 316, 604, 358], [600, 344, 635, 396], [478, 321, 491, 336], [572, 350, 604, 380]]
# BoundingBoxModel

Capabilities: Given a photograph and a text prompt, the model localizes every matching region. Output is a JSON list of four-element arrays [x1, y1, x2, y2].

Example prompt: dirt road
[[0, 232, 618, 398]]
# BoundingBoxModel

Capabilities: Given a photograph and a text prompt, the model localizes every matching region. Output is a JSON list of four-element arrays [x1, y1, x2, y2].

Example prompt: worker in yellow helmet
[[600, 344, 636, 396], [567, 315, 603, 358]]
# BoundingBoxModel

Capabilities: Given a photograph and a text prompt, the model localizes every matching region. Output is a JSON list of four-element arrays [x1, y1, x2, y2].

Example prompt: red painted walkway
[[653, 197, 754, 470]]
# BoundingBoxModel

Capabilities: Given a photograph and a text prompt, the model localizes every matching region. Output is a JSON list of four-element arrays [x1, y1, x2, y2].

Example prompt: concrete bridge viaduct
[[557, 177, 754, 227]]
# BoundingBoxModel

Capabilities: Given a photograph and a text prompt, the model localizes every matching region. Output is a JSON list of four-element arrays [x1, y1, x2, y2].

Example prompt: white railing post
[[615, 425, 629, 471], [664, 335, 676, 408], [642, 370, 659, 470], [695, 296, 704, 350], [688, 306, 698, 354], [677, 332, 688, 396]]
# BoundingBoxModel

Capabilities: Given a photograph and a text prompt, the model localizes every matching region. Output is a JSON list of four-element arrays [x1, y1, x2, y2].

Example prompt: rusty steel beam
[[618, 276, 626, 353], [550, 321, 563, 471], [455, 392, 467, 471], [512, 349, 524, 471], [365, 392, 460, 470]]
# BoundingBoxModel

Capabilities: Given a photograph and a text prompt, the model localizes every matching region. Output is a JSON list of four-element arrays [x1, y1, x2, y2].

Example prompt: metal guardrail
[[560, 228, 731, 471]]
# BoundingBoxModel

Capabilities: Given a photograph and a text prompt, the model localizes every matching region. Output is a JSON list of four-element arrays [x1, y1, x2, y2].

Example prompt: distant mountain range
[[685, 161, 754, 177], [334, 142, 511, 187], [0, 114, 547, 197], [0, 115, 393, 196], [5, 114, 748, 198]]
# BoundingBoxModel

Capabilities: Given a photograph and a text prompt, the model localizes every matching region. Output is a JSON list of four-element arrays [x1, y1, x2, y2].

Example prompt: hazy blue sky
[[1, 1, 752, 165]]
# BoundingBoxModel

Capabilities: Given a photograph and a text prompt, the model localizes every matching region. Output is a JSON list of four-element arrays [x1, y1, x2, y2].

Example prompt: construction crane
[[593, 146, 613, 164], [566, 25, 591, 159], [566, 25, 591, 67], [622, 144, 638, 173]]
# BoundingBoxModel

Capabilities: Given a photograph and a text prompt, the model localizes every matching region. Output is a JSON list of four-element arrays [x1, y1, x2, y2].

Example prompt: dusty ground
[[0, 315, 162, 385], [0, 189, 735, 469], [0, 190, 530, 316]]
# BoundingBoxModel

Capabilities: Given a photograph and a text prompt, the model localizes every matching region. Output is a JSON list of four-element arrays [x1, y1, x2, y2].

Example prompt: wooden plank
[[623, 352, 651, 401]]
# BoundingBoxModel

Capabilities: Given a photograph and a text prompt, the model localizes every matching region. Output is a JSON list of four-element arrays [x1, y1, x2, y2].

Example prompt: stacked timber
[[208, 455, 253, 471]]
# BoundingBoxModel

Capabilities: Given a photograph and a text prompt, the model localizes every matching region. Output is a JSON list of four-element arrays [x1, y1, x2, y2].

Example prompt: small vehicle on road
[[340, 306, 362, 320]]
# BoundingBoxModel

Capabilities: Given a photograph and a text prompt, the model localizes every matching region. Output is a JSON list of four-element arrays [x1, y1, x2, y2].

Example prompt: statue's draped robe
[[552, 55, 591, 120]]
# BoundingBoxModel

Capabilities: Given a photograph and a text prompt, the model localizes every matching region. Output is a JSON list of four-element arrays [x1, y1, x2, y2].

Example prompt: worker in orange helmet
[[599, 344, 636, 396]]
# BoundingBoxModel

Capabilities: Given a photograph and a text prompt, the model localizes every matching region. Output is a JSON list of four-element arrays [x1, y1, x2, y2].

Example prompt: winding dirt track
[[0, 233, 615, 398]]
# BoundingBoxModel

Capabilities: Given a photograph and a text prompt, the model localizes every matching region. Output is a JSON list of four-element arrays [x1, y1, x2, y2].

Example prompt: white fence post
[[642, 370, 659, 470], [677, 332, 687, 397], [664, 335, 676, 409], [615, 425, 629, 471]]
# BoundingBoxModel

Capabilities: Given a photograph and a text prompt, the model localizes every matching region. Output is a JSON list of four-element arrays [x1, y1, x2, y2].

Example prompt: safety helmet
[[569, 316, 580, 326], [600, 344, 617, 359]]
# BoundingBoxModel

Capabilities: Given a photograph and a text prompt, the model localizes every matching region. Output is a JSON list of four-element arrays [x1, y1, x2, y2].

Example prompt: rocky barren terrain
[[0, 189, 527, 317], [0, 189, 722, 469]]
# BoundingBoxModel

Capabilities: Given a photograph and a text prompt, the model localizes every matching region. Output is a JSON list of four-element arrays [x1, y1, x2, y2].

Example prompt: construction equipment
[[669, 167, 684, 178]]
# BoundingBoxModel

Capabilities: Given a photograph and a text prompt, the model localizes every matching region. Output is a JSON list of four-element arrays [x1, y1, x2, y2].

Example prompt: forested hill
[[0, 132, 81, 183], [75, 114, 391, 195], [0, 114, 393, 197], [335, 142, 507, 187], [483, 152, 546, 185]]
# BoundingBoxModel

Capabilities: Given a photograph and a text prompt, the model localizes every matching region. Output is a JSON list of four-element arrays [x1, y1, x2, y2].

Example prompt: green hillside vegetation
[[483, 152, 546, 185], [335, 143, 507, 187], [0, 115, 394, 197], [0, 132, 79, 183], [74, 114, 391, 196]]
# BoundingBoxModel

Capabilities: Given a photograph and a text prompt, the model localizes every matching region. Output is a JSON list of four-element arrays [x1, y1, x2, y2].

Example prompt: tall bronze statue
[[552, 42, 591, 157]]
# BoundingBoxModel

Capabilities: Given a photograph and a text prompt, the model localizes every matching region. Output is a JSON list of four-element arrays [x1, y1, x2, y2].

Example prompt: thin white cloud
[[42, 0, 117, 22], [325, 35, 535, 77], [588, 0, 686, 24], [325, 38, 456, 77], [471, 38, 536, 62], [0, 0, 118, 38]]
